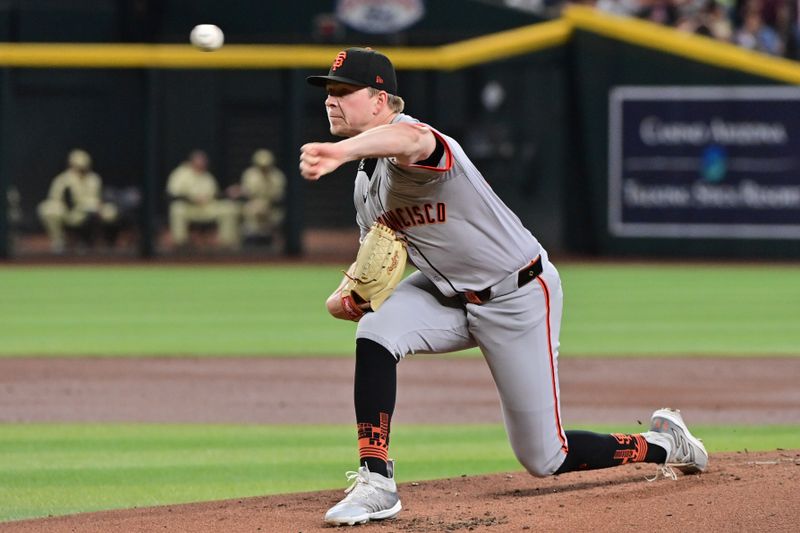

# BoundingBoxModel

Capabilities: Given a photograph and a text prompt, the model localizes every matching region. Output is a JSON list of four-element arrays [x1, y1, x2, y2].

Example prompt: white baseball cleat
[[648, 407, 709, 475], [324, 461, 402, 526]]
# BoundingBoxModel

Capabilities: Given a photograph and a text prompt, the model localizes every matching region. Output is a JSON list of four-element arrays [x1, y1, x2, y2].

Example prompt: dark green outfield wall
[[1, 4, 799, 259], [0, 48, 572, 255]]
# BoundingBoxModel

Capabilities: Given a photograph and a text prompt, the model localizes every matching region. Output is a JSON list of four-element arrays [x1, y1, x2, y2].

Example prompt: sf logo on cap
[[332, 51, 347, 71]]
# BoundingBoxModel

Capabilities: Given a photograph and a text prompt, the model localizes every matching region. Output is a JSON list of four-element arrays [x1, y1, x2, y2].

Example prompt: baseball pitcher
[[300, 48, 708, 526]]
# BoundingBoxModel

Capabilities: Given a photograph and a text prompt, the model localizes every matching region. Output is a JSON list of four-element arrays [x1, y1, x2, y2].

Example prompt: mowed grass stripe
[[560, 264, 800, 355], [1, 264, 798, 356], [1, 423, 799, 522], [0, 266, 358, 356]]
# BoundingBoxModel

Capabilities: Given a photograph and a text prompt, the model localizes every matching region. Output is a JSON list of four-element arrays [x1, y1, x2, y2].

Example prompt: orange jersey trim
[[405, 127, 453, 172]]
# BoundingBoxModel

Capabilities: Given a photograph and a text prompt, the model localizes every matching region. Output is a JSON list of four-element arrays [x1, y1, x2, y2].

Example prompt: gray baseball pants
[[356, 253, 568, 477]]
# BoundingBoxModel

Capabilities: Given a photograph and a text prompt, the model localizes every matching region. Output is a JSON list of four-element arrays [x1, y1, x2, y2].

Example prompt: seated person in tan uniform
[[37, 149, 118, 253], [226, 149, 286, 242], [166, 150, 240, 250]]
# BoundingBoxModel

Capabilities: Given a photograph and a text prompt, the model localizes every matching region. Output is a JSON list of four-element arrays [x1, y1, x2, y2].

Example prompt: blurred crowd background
[[596, 0, 798, 57], [556, 0, 800, 58]]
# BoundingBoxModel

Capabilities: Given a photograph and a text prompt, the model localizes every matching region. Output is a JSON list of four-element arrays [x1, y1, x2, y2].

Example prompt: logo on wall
[[608, 86, 800, 239], [700, 145, 727, 183], [336, 0, 425, 34]]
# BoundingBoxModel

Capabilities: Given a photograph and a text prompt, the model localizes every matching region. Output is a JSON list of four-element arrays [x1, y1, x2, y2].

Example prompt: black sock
[[555, 430, 668, 474], [354, 338, 397, 477]]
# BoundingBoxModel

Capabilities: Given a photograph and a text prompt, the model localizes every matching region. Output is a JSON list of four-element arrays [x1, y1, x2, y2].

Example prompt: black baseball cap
[[307, 47, 398, 95]]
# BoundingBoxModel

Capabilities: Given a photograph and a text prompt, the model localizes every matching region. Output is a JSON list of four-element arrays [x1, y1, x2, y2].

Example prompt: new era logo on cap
[[307, 47, 398, 95]]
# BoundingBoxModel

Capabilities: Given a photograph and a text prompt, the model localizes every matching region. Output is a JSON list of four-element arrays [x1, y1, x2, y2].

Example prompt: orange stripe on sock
[[359, 452, 389, 461], [634, 434, 648, 463], [357, 416, 391, 464], [359, 444, 389, 462]]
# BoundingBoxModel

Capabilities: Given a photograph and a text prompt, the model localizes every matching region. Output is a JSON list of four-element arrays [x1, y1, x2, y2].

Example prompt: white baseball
[[190, 24, 224, 51]]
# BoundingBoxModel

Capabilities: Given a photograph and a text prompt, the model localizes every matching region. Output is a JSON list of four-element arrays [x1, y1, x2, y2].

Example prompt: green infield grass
[[0, 264, 798, 356], [1, 423, 798, 522]]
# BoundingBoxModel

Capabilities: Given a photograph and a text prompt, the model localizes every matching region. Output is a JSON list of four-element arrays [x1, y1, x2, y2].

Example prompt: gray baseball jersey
[[354, 114, 542, 297], [354, 113, 569, 477]]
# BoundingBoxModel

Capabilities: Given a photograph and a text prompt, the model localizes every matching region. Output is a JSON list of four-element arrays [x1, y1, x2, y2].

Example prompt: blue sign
[[608, 87, 800, 239]]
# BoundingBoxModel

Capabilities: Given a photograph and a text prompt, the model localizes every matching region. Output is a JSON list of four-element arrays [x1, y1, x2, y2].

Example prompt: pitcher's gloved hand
[[340, 223, 407, 321]]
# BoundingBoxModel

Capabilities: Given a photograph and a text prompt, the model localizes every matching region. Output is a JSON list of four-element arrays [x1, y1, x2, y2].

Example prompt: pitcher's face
[[324, 83, 381, 137]]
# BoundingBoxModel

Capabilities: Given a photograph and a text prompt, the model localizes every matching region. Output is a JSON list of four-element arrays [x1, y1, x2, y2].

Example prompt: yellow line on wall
[[0, 8, 796, 83], [436, 19, 571, 69], [0, 43, 352, 69], [564, 4, 800, 84], [0, 20, 570, 70]]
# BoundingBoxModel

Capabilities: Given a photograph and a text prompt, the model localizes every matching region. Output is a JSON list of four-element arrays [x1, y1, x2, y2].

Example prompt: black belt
[[461, 256, 543, 305]]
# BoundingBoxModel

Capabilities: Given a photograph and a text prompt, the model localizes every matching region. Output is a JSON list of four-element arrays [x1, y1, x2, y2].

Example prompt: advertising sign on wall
[[608, 86, 800, 239], [336, 0, 425, 34]]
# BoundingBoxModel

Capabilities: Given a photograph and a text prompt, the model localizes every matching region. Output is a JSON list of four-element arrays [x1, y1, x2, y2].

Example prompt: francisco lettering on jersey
[[376, 202, 447, 231]]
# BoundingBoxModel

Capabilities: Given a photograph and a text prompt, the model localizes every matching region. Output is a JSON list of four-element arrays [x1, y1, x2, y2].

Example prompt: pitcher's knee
[[518, 458, 553, 478], [356, 318, 404, 360], [514, 447, 565, 478]]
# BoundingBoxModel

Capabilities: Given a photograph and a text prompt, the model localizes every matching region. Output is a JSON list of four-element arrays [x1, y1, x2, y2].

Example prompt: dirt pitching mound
[[5, 451, 798, 533]]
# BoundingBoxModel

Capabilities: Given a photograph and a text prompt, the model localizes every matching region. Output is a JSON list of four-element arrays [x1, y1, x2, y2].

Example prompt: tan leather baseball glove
[[341, 223, 407, 318]]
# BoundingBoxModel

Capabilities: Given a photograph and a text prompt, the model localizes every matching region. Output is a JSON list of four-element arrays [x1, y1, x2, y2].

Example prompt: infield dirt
[[3, 450, 798, 533], [1, 356, 799, 532]]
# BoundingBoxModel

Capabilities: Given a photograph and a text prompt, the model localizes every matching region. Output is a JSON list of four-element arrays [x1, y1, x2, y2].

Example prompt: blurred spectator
[[37, 149, 119, 253], [166, 150, 240, 250], [637, 0, 680, 25], [792, 3, 800, 57], [581, 0, 793, 57], [733, 4, 784, 54], [758, 0, 783, 28], [744, 0, 794, 52], [595, 0, 642, 16], [678, 0, 733, 40], [226, 149, 286, 245]]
